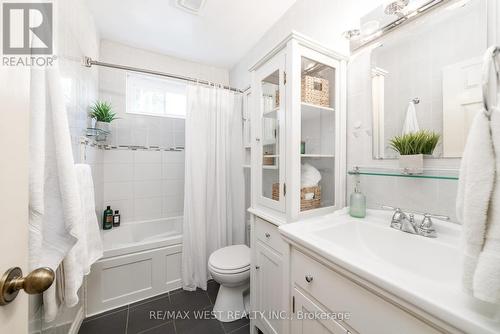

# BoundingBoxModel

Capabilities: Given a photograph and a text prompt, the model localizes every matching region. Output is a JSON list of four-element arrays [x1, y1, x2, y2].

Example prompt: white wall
[[229, 0, 384, 89]]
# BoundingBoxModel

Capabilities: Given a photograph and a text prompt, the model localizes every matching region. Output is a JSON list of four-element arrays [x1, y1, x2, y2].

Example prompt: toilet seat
[[208, 245, 250, 272], [208, 262, 250, 275]]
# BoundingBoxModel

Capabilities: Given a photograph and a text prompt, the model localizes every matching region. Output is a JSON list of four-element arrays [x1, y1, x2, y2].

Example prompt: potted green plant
[[89, 101, 117, 133], [389, 130, 440, 174]]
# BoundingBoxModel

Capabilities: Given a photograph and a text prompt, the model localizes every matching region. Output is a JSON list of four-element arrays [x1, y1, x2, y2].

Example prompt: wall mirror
[[369, 0, 487, 159]]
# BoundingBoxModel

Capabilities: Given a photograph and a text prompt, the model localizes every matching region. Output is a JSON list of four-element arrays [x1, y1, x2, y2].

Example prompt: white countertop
[[279, 209, 500, 334]]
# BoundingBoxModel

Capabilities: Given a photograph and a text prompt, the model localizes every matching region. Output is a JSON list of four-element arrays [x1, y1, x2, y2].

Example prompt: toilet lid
[[209, 245, 250, 271]]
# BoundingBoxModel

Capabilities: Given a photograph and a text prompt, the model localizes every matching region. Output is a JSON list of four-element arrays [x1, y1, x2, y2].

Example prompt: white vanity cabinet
[[251, 217, 290, 334], [250, 32, 347, 222], [290, 248, 444, 334]]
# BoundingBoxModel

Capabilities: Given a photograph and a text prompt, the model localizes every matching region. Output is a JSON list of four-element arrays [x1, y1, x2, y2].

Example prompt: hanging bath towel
[[402, 101, 420, 135]]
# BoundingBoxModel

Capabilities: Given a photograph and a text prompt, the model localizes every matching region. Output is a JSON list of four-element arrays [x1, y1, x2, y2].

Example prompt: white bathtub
[[86, 217, 183, 316]]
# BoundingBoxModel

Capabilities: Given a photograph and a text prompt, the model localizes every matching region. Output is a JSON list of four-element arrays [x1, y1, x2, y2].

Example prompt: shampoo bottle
[[103, 206, 113, 230], [349, 181, 366, 218], [113, 210, 121, 227]]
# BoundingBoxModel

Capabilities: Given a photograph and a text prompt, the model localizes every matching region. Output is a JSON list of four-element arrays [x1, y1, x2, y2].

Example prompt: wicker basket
[[263, 155, 275, 166], [301, 75, 330, 107], [272, 183, 321, 211]]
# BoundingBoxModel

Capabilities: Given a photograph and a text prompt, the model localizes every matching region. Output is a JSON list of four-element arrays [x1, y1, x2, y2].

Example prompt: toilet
[[208, 244, 250, 322]]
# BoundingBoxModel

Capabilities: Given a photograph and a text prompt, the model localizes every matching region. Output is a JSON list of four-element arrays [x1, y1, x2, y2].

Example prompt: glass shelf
[[348, 166, 459, 180], [86, 128, 110, 141]]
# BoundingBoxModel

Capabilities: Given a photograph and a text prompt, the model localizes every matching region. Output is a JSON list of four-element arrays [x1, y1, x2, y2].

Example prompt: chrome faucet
[[382, 206, 450, 238]]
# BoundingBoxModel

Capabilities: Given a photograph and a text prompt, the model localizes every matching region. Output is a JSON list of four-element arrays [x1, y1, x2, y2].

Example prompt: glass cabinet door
[[255, 55, 285, 211], [300, 56, 336, 212], [261, 70, 281, 201]]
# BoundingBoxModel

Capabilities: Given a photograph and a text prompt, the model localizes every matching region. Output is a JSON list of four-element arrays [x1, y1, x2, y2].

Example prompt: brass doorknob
[[0, 267, 55, 305]]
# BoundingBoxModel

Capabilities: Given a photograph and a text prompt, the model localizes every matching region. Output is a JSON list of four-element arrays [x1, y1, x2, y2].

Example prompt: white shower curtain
[[182, 84, 245, 291]]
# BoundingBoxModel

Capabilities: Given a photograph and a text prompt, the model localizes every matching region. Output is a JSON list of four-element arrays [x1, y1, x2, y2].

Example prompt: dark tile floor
[[78, 281, 249, 334]]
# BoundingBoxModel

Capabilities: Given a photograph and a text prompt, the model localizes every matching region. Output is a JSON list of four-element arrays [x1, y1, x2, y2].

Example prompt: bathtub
[[86, 217, 183, 316]]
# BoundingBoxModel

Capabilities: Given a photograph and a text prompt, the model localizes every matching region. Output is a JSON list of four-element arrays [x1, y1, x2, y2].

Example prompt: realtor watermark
[[2, 2, 56, 66], [148, 310, 352, 322]]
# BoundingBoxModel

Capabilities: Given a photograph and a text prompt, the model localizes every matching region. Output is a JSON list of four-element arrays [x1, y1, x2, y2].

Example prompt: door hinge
[[283, 183, 287, 197], [284, 72, 287, 85], [292, 296, 295, 313]]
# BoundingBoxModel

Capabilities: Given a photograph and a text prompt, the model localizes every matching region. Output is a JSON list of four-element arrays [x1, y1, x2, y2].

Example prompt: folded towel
[[472, 109, 500, 304], [301, 163, 321, 188], [29, 67, 82, 322], [456, 111, 495, 296], [63, 164, 103, 307], [402, 101, 419, 135]]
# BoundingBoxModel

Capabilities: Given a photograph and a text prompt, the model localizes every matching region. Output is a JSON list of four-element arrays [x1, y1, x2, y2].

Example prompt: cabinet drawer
[[291, 249, 443, 334], [255, 217, 286, 254]]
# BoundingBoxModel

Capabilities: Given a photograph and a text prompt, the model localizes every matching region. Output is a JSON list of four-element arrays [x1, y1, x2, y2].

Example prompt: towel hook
[[482, 46, 500, 119]]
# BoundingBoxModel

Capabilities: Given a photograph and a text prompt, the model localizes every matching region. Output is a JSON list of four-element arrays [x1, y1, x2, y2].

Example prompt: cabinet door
[[255, 240, 284, 334], [292, 289, 348, 334], [297, 47, 342, 215], [254, 52, 286, 212]]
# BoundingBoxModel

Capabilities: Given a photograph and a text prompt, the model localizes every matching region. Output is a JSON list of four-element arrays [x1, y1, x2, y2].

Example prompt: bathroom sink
[[309, 218, 461, 283], [279, 209, 500, 334]]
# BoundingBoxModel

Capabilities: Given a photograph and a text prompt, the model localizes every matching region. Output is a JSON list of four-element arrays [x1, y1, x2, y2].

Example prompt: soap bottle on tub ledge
[[349, 180, 366, 218], [103, 205, 113, 230]]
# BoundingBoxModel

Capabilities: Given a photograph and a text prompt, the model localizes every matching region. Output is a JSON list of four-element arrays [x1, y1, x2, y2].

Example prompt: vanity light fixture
[[342, 29, 361, 40], [384, 0, 409, 16], [361, 20, 381, 37]]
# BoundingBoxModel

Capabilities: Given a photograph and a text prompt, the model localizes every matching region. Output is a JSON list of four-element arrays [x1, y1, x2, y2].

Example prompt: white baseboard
[[67, 306, 85, 334]]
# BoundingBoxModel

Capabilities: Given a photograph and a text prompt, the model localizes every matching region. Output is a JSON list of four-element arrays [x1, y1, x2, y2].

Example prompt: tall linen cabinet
[[248, 32, 347, 334]]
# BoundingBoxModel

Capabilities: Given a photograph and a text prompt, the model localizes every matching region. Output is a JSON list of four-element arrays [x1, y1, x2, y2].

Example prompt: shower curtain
[[182, 84, 245, 291]]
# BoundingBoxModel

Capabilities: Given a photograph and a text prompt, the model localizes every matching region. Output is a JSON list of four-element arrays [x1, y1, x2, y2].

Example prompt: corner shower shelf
[[86, 128, 110, 141], [348, 166, 459, 180]]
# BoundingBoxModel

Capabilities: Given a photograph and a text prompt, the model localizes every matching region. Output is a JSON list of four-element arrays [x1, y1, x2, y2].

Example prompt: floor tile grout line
[[125, 304, 130, 334], [135, 320, 175, 334], [227, 323, 250, 334], [129, 292, 170, 309], [82, 307, 128, 324]]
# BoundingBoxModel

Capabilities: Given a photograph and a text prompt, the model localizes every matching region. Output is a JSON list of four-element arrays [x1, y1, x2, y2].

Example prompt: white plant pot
[[399, 154, 424, 174], [95, 121, 110, 133]]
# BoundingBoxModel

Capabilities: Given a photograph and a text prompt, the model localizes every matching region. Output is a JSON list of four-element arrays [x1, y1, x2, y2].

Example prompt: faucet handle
[[418, 214, 437, 238]]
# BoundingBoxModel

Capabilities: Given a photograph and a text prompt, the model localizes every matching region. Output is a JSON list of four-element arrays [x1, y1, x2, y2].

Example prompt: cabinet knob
[[305, 275, 313, 283], [255, 138, 261, 142], [255, 266, 260, 270], [265, 232, 271, 238]]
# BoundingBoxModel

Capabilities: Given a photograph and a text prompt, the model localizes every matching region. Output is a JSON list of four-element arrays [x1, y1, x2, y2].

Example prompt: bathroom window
[[126, 72, 187, 118]]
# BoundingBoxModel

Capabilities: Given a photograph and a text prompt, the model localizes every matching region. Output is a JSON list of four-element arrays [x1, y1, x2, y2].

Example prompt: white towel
[[402, 101, 420, 135], [301, 163, 321, 188], [456, 111, 496, 298], [29, 66, 81, 322], [472, 109, 500, 304], [63, 164, 103, 307]]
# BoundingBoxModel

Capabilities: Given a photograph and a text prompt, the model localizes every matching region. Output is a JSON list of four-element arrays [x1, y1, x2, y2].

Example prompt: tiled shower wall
[[95, 40, 229, 222], [101, 149, 185, 223]]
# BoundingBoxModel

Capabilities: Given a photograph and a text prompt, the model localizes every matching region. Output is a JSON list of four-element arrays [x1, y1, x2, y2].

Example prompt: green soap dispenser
[[349, 180, 366, 218]]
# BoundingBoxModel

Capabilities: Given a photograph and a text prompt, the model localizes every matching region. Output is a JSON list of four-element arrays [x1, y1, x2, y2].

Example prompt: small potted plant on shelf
[[389, 130, 440, 174], [89, 101, 117, 133]]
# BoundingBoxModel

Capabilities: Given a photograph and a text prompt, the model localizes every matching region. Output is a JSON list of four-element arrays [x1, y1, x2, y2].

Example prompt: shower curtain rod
[[83, 57, 249, 94]]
